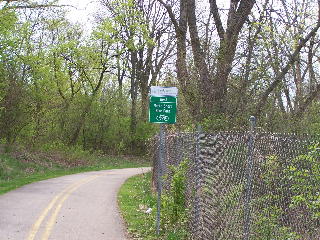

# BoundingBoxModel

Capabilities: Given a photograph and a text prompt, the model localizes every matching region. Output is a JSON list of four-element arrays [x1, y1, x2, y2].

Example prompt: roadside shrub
[[205, 145, 320, 240], [284, 144, 320, 238], [161, 159, 190, 239], [252, 144, 320, 240]]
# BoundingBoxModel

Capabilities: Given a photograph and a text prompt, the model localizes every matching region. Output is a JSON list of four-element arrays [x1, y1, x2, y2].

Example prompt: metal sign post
[[149, 86, 178, 235], [156, 124, 164, 235]]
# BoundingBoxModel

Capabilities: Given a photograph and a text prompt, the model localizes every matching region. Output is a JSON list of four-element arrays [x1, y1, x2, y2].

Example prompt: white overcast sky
[[58, 0, 229, 32], [58, 0, 99, 26], [58, 0, 226, 23]]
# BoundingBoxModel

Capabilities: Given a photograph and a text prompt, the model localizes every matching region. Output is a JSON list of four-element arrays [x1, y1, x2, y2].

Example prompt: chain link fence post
[[156, 124, 165, 235], [243, 116, 256, 240], [193, 124, 203, 239]]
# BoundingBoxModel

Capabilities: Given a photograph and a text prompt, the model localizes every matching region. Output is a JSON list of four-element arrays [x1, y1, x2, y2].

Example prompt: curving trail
[[0, 167, 151, 240]]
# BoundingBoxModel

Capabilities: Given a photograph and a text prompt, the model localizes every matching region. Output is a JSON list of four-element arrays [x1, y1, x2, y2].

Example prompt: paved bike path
[[0, 167, 151, 240]]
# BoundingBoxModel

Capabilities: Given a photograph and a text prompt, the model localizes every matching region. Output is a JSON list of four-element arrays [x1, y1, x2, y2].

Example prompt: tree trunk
[[212, 39, 237, 113], [308, 35, 316, 93], [69, 64, 107, 145], [157, 0, 202, 122], [69, 99, 92, 145], [209, 0, 256, 114], [294, 56, 303, 111], [130, 50, 138, 138], [187, 0, 214, 116], [141, 85, 149, 121], [139, 46, 152, 122], [159, 0, 255, 119]]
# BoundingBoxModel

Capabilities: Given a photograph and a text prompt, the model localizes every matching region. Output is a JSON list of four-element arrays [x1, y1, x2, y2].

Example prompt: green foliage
[[83, 93, 131, 154], [286, 144, 320, 221], [301, 102, 320, 135], [0, 8, 17, 36], [251, 145, 320, 239], [118, 172, 158, 240], [211, 184, 244, 239], [0, 6, 156, 155], [131, 122, 157, 154], [252, 204, 300, 240], [93, 0, 154, 52], [212, 146, 320, 239], [118, 161, 190, 240], [161, 160, 190, 239], [0, 145, 150, 195], [250, 155, 301, 240], [201, 114, 231, 131], [0, 0, 319, 159]]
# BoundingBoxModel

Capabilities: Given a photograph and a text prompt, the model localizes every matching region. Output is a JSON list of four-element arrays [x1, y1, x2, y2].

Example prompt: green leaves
[[252, 144, 320, 239], [93, 0, 154, 52], [161, 160, 190, 239], [286, 144, 320, 219], [0, 9, 17, 35]]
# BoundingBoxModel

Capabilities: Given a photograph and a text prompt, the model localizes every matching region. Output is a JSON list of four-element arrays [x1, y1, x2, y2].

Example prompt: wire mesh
[[152, 129, 320, 240]]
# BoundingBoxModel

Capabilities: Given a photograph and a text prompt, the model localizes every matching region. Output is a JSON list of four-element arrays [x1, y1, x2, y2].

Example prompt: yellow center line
[[40, 175, 100, 240], [27, 178, 89, 240], [26, 174, 105, 240]]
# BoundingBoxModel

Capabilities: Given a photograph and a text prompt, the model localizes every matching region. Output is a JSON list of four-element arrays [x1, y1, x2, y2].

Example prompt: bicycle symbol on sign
[[156, 115, 169, 122]]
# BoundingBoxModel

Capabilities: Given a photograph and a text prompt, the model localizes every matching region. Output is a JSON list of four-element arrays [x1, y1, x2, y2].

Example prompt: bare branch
[[209, 0, 225, 40], [5, 3, 74, 10], [156, 0, 180, 34], [255, 20, 320, 117], [296, 83, 320, 117]]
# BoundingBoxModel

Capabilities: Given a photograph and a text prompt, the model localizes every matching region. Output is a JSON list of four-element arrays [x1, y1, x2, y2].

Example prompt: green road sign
[[149, 96, 177, 124]]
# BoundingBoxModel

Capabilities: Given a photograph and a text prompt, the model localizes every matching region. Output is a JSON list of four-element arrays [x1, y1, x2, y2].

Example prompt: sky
[[57, 0, 228, 32], [58, 0, 98, 27], [58, 0, 221, 25]]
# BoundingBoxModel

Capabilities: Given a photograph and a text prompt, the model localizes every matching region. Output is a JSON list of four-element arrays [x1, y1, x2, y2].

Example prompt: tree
[[254, 0, 320, 118], [156, 0, 320, 130], [99, 0, 174, 141], [157, 0, 255, 119]]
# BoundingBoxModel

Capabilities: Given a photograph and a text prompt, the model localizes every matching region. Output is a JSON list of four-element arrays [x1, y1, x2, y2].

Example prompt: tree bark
[[186, 0, 214, 115], [308, 35, 316, 93], [139, 45, 153, 122], [130, 50, 138, 138], [157, 0, 201, 121], [210, 0, 256, 114], [295, 83, 320, 117], [293, 55, 303, 110], [69, 65, 107, 145]]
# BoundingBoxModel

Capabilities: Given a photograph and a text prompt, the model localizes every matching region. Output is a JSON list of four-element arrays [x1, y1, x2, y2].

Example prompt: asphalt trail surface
[[0, 167, 151, 240]]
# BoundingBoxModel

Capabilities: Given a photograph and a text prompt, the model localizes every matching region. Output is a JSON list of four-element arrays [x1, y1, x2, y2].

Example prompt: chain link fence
[[152, 124, 320, 240]]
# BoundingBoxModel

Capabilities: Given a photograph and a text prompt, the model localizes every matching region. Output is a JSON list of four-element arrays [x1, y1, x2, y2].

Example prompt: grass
[[0, 146, 150, 195], [118, 172, 159, 240], [118, 163, 190, 240]]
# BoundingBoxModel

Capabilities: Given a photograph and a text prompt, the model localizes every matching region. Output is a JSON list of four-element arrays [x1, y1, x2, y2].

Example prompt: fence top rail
[[152, 131, 320, 140]]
